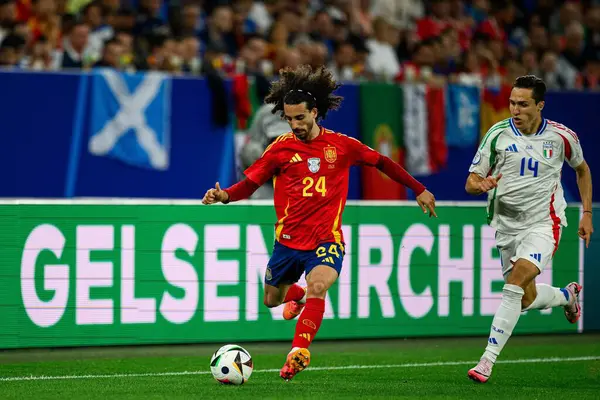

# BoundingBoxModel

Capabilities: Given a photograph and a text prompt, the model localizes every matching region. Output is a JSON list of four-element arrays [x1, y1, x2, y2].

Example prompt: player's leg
[[263, 283, 293, 308], [468, 257, 537, 383], [519, 228, 582, 322], [469, 230, 526, 383], [280, 242, 343, 381], [263, 241, 307, 309]]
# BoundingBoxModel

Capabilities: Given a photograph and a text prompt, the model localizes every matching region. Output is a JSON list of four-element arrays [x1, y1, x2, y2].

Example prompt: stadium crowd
[[0, 0, 598, 89]]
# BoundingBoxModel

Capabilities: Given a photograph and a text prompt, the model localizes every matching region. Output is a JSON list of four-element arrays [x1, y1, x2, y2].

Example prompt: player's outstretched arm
[[202, 179, 260, 205], [575, 161, 593, 248], [465, 172, 502, 195], [375, 155, 437, 217]]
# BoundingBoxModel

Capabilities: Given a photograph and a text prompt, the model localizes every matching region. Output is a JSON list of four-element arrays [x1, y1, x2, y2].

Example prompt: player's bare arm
[[575, 160, 593, 247], [465, 172, 503, 195]]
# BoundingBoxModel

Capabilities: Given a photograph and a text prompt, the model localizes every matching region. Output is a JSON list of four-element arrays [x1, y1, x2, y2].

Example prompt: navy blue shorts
[[265, 241, 345, 287]]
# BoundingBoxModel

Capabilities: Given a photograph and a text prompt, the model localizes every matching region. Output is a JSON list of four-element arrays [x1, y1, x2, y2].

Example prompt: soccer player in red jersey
[[202, 65, 437, 381]]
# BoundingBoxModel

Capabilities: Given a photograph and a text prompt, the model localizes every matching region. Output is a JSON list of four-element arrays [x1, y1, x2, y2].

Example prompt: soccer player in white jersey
[[465, 75, 594, 383]]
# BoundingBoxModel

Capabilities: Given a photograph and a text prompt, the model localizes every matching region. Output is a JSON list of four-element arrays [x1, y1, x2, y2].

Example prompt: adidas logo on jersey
[[289, 153, 303, 163], [505, 144, 518, 152]]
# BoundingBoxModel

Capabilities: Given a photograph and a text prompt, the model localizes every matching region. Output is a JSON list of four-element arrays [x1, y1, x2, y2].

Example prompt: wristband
[[583, 210, 592, 215]]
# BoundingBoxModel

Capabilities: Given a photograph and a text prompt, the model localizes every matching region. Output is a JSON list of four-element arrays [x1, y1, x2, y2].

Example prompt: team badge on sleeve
[[472, 150, 482, 165], [308, 158, 321, 173], [324, 146, 337, 163], [543, 141, 554, 159]]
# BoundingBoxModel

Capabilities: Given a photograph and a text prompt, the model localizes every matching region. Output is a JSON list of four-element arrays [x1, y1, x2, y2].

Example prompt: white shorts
[[495, 224, 561, 279]]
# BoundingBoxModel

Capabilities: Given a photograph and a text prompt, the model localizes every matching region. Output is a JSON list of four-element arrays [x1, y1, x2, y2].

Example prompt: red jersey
[[244, 126, 381, 251]]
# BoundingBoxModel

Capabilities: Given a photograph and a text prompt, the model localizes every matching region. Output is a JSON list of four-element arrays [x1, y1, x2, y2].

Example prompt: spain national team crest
[[543, 141, 554, 159], [324, 146, 337, 163], [308, 157, 321, 173]]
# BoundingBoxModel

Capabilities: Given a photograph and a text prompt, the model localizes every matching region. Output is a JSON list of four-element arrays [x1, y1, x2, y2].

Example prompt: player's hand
[[202, 182, 229, 205], [416, 190, 437, 218], [578, 213, 593, 248], [476, 173, 502, 193]]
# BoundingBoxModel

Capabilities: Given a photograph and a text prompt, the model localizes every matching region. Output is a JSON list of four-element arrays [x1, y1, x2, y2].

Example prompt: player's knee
[[307, 281, 327, 299], [506, 261, 538, 289], [263, 294, 281, 308]]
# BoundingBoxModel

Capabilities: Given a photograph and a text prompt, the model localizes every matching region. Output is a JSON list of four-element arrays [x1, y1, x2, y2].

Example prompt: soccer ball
[[210, 344, 253, 385]]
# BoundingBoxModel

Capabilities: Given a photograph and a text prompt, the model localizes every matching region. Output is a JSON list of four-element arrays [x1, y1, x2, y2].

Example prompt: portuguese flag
[[359, 82, 406, 200]]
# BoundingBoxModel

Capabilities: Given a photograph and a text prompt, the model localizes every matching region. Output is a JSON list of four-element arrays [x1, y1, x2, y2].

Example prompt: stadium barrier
[[0, 199, 587, 350]]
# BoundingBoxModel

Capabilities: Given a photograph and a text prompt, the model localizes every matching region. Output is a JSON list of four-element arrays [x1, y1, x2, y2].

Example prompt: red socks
[[291, 298, 325, 348], [283, 284, 306, 303]]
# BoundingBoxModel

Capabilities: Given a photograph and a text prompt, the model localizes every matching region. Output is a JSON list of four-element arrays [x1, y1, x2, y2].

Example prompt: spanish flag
[[480, 84, 512, 139]]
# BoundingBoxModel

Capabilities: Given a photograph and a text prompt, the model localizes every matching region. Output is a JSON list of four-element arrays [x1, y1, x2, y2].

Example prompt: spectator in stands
[[93, 36, 121, 68], [584, 5, 600, 55], [114, 29, 134, 70], [112, 8, 136, 33], [366, 16, 400, 80], [179, 34, 201, 75], [453, 48, 484, 86], [23, 34, 53, 69], [176, 3, 203, 38], [237, 34, 267, 74], [328, 40, 356, 81], [539, 49, 571, 90], [200, 5, 237, 57], [53, 22, 92, 69], [521, 47, 539, 75], [529, 24, 549, 56], [0, 32, 24, 66], [28, 0, 61, 48], [273, 46, 301, 72], [416, 0, 450, 41], [0, 0, 16, 45], [247, 0, 279, 36], [576, 51, 600, 90], [83, 1, 113, 61], [561, 21, 588, 71], [310, 9, 334, 52], [550, 0, 582, 36], [310, 40, 328, 69]]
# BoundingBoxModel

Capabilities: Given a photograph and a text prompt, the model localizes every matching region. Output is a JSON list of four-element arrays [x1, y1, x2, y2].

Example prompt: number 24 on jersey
[[302, 176, 327, 197]]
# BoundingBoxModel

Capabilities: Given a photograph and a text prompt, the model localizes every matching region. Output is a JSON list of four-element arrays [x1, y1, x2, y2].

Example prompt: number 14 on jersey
[[520, 157, 539, 177]]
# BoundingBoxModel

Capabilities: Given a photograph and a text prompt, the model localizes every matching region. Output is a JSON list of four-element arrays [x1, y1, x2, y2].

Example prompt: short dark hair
[[265, 65, 343, 121], [513, 75, 546, 103]]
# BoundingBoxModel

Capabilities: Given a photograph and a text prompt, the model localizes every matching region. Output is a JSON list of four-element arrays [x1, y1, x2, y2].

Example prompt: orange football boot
[[280, 347, 311, 381], [282, 287, 307, 320]]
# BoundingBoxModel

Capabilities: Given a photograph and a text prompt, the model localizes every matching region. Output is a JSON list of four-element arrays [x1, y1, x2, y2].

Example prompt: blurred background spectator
[[0, 0, 598, 92]]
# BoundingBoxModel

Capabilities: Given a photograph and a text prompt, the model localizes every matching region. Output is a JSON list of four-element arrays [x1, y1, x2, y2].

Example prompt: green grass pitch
[[1, 334, 599, 399]]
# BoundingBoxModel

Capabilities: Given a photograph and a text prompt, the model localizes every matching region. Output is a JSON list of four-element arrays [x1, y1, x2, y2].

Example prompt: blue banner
[[88, 69, 172, 170], [0, 70, 599, 202], [445, 84, 480, 147]]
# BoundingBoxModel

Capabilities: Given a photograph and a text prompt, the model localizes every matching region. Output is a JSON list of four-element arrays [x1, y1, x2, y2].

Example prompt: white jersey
[[469, 117, 584, 234]]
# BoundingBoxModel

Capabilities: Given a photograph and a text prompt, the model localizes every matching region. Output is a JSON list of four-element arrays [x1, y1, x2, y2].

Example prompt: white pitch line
[[1, 356, 598, 382]]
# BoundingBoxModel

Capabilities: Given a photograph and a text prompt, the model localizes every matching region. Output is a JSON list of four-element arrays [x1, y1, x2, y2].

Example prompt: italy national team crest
[[543, 141, 554, 159], [308, 157, 321, 173], [324, 146, 337, 163]]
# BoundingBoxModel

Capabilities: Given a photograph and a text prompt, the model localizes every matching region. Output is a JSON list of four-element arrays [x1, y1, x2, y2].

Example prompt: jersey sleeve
[[243, 145, 280, 186], [469, 134, 495, 178], [340, 134, 381, 166], [560, 128, 585, 169]]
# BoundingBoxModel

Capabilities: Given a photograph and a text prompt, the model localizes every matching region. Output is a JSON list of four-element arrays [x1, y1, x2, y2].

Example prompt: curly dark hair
[[264, 65, 343, 121]]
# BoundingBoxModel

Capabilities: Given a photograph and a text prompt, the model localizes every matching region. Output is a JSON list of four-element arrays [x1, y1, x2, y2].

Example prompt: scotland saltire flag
[[88, 69, 172, 170], [445, 85, 480, 147]]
